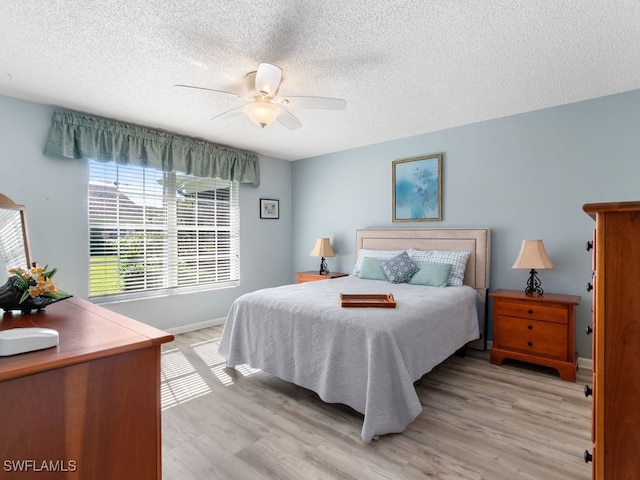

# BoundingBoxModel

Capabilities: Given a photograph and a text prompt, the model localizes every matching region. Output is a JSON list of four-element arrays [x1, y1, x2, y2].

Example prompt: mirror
[[0, 193, 32, 284]]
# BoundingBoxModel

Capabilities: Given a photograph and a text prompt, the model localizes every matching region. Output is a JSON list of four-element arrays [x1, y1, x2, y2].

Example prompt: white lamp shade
[[512, 239, 554, 270], [309, 238, 335, 258]]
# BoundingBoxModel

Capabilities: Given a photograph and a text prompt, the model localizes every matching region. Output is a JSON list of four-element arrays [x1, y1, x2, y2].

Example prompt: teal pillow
[[409, 263, 453, 287], [381, 251, 419, 284], [358, 257, 388, 281]]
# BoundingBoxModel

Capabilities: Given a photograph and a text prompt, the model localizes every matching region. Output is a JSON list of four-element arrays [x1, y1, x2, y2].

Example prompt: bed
[[219, 228, 491, 443]]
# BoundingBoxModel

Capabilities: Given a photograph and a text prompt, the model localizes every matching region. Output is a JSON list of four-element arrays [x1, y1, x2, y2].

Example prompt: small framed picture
[[260, 198, 279, 219]]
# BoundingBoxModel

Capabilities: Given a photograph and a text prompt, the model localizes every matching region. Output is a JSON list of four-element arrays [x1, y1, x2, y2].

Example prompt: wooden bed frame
[[355, 228, 491, 349]]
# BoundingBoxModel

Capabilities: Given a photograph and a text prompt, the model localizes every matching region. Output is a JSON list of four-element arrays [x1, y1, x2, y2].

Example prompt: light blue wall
[[4, 89, 639, 357], [292, 89, 640, 359], [0, 94, 292, 331]]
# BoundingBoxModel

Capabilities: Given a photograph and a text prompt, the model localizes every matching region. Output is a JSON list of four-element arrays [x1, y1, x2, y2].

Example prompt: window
[[88, 160, 239, 301]]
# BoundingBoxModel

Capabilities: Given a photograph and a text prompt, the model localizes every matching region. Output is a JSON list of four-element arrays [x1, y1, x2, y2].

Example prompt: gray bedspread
[[218, 276, 482, 443]]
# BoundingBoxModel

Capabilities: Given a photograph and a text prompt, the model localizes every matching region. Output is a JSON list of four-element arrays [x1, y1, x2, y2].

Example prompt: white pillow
[[353, 249, 406, 276], [406, 248, 432, 263], [407, 249, 471, 287]]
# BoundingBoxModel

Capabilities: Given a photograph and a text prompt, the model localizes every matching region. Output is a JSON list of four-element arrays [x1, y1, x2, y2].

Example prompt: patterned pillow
[[381, 251, 419, 284], [429, 251, 470, 286], [406, 248, 432, 263], [407, 249, 471, 287], [353, 249, 405, 276], [409, 262, 452, 287]]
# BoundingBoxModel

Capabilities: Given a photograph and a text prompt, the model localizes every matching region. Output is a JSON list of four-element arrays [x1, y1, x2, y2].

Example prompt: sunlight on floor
[[192, 339, 227, 366], [161, 348, 211, 410], [161, 337, 260, 410]]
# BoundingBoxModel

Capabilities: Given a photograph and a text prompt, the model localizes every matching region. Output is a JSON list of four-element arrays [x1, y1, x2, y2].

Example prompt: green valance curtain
[[44, 110, 260, 186]]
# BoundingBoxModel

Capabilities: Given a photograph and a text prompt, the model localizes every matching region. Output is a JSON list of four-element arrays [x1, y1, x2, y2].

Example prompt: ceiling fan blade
[[275, 107, 302, 130], [174, 84, 244, 98], [254, 63, 282, 97], [210, 105, 245, 121], [278, 96, 346, 110]]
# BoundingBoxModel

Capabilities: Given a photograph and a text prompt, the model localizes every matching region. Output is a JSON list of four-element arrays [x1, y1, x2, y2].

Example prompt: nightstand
[[295, 271, 349, 283], [489, 289, 580, 381]]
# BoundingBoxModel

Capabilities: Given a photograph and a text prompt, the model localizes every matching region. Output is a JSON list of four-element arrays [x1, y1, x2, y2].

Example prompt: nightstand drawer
[[495, 300, 568, 324], [494, 316, 568, 359], [297, 273, 325, 283], [295, 271, 349, 283]]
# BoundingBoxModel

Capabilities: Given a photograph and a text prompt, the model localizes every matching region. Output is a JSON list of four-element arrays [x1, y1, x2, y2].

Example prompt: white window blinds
[[88, 160, 239, 300], [0, 209, 28, 273]]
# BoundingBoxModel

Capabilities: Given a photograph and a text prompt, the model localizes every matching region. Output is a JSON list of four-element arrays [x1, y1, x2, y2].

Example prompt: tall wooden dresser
[[0, 297, 174, 479], [583, 201, 640, 479]]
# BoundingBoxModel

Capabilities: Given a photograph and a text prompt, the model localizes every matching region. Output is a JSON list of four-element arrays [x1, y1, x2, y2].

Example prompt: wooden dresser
[[583, 201, 640, 479], [0, 297, 173, 479], [489, 289, 580, 381]]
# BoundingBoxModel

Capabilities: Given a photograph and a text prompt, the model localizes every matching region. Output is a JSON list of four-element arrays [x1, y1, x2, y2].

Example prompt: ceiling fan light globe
[[244, 102, 281, 128]]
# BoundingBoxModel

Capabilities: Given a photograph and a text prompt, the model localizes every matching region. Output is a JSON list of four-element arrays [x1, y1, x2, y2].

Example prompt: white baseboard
[[165, 317, 226, 335], [485, 340, 593, 373], [577, 357, 593, 372]]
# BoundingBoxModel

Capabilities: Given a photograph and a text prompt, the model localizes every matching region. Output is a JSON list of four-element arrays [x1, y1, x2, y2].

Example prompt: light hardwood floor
[[161, 326, 592, 480]]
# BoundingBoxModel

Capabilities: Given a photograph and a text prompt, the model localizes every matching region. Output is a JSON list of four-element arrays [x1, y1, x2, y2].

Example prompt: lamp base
[[319, 257, 330, 275], [524, 268, 544, 295]]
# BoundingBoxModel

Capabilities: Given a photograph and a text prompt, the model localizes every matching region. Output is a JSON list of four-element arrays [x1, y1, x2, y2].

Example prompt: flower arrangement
[[7, 265, 69, 303], [0, 265, 71, 312]]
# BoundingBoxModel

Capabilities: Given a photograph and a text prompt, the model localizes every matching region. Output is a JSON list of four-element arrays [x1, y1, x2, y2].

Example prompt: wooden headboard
[[355, 228, 491, 300]]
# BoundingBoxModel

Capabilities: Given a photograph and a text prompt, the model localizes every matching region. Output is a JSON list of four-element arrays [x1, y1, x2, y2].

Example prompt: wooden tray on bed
[[340, 293, 396, 308]]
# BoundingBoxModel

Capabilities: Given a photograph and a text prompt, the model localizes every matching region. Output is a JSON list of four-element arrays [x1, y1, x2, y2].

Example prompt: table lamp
[[309, 238, 335, 275], [512, 239, 554, 295]]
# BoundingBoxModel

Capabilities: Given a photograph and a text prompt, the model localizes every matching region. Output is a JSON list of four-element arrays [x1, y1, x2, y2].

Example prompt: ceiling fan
[[175, 63, 346, 129]]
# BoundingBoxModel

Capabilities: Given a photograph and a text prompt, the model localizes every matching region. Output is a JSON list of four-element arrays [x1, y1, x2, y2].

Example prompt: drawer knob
[[586, 325, 593, 335], [527, 325, 533, 330], [584, 385, 593, 397], [584, 450, 593, 463], [527, 309, 534, 314], [527, 341, 533, 347], [586, 282, 593, 292], [586, 241, 593, 251]]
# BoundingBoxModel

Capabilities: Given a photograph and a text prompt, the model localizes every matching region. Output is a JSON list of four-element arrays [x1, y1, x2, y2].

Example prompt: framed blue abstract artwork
[[392, 153, 442, 222]]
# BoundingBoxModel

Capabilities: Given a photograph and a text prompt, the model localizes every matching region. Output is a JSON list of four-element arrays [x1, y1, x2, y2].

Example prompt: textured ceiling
[[1, 1, 639, 161]]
